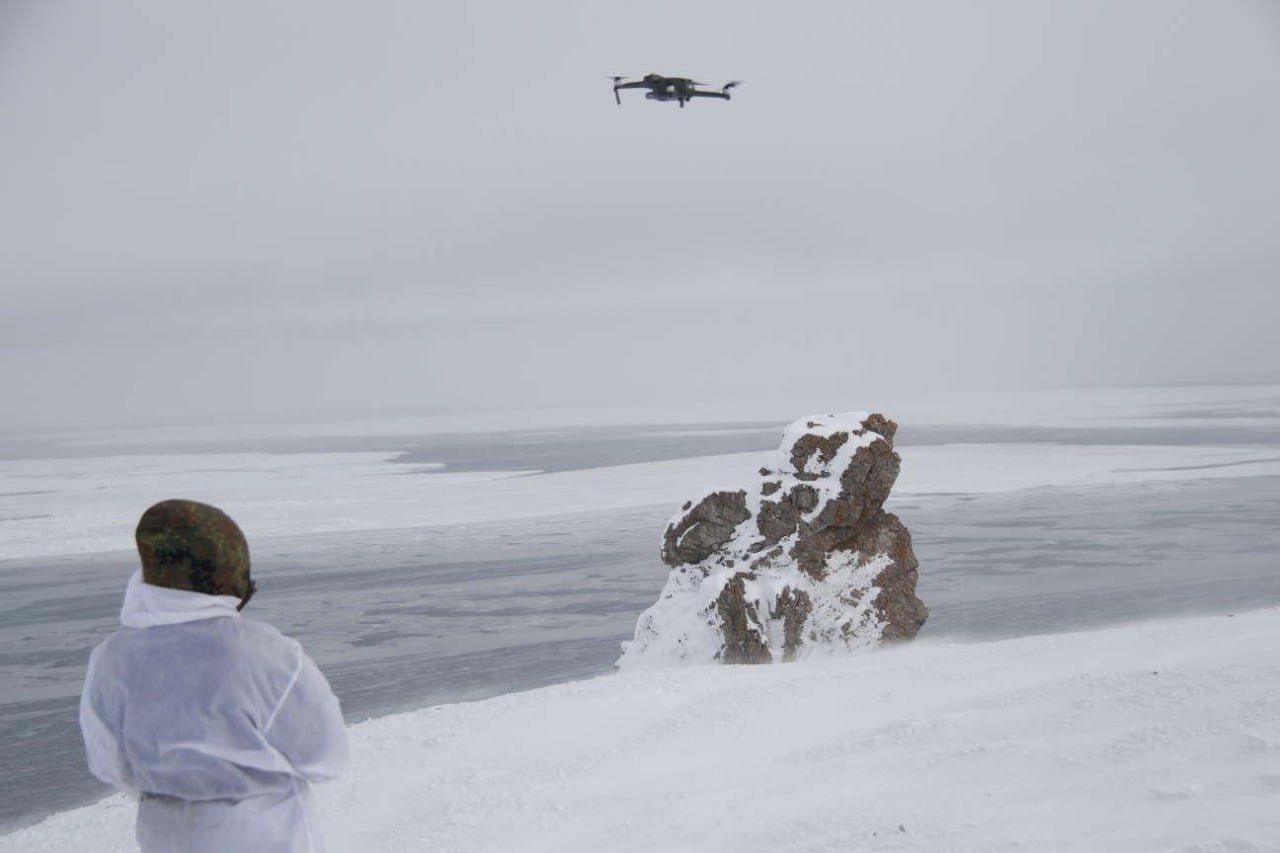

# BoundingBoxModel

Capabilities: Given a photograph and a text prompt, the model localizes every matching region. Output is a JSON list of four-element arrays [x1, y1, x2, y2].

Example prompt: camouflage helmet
[[136, 499, 254, 607]]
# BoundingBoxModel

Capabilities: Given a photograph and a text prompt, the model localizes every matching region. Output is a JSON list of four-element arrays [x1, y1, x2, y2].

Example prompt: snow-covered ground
[[7, 607, 1278, 853]]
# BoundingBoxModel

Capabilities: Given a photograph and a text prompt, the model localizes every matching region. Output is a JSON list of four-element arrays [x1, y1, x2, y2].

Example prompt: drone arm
[[686, 90, 730, 101], [612, 80, 652, 105]]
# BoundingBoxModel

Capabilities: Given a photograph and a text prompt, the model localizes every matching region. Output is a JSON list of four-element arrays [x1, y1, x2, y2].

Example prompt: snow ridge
[[9, 609, 1280, 853]]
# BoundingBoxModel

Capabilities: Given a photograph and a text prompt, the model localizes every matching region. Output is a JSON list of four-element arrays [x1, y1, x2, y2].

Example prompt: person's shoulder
[[237, 617, 303, 655], [85, 627, 152, 677], [89, 626, 137, 660]]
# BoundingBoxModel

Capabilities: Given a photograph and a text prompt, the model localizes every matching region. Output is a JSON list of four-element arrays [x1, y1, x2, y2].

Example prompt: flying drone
[[610, 73, 741, 108]]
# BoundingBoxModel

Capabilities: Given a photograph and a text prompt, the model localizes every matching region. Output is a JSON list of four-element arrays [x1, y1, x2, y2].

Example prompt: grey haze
[[1, 0, 1278, 429]]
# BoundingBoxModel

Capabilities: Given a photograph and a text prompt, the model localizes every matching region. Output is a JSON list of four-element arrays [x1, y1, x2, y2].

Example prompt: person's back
[[80, 499, 348, 853]]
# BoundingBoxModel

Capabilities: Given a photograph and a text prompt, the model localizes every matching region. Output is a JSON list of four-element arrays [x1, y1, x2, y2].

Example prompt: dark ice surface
[[4, 418, 1280, 473], [906, 475, 1280, 638], [2, 420, 1279, 832]]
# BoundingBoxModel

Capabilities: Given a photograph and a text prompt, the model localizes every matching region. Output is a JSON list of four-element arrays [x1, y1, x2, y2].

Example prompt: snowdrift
[[5, 608, 1279, 853]]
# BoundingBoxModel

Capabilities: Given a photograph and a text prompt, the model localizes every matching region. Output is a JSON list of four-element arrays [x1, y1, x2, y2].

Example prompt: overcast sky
[[2, 0, 1278, 430]]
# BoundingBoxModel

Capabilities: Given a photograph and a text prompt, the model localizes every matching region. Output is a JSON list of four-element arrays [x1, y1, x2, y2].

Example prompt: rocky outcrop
[[617, 412, 927, 669]]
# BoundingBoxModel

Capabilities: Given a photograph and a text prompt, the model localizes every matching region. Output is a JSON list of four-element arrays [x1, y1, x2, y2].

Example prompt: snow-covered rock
[[618, 412, 927, 668]]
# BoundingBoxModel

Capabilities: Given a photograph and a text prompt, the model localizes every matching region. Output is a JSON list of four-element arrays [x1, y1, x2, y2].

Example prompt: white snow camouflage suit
[[80, 570, 349, 853]]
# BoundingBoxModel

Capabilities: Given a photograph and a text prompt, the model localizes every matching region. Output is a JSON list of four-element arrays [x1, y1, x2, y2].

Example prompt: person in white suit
[[80, 499, 349, 853]]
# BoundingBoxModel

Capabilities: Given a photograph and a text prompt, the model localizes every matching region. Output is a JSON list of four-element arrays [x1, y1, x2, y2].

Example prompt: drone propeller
[[722, 80, 743, 91], [607, 76, 628, 105]]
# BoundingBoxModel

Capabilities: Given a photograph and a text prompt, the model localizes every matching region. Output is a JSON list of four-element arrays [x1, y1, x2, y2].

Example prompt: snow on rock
[[618, 412, 927, 668]]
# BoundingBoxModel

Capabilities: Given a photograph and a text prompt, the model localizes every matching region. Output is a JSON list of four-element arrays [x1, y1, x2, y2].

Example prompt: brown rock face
[[635, 412, 927, 666], [715, 573, 771, 664], [789, 430, 850, 480], [834, 440, 900, 523], [774, 586, 813, 662], [661, 490, 750, 566], [846, 510, 927, 641]]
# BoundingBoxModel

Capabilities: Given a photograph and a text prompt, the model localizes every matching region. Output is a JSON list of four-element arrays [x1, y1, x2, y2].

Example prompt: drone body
[[611, 73, 741, 108]]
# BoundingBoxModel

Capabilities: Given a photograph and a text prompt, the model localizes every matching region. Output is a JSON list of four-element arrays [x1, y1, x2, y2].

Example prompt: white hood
[[120, 569, 242, 628]]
